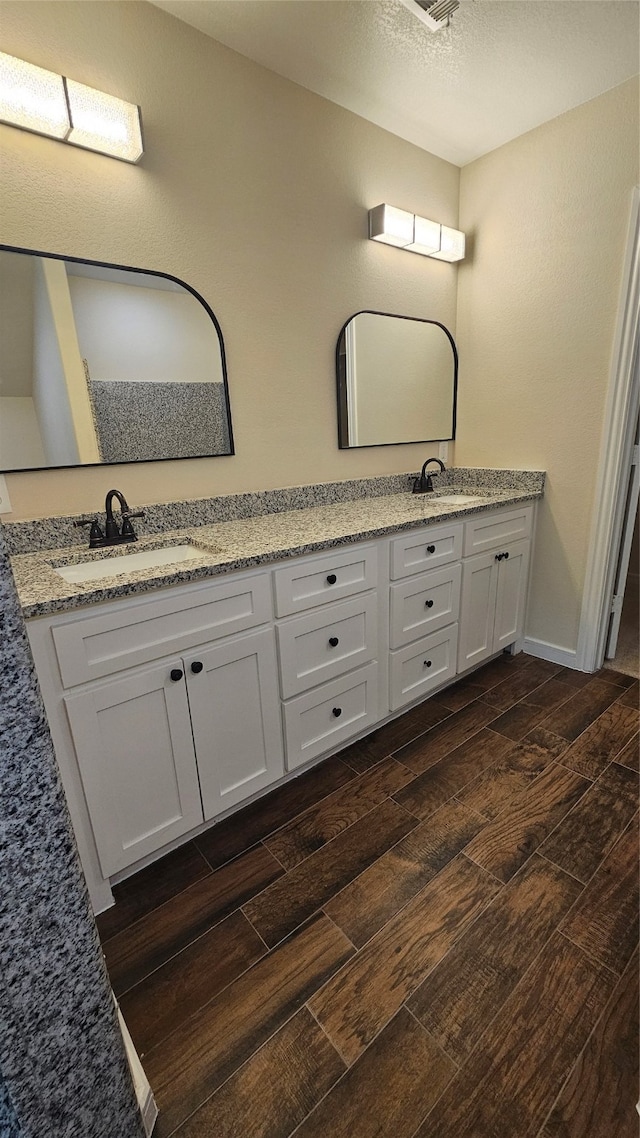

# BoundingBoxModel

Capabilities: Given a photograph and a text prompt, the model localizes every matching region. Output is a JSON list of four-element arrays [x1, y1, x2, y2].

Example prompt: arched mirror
[[0, 245, 234, 472], [336, 310, 457, 448]]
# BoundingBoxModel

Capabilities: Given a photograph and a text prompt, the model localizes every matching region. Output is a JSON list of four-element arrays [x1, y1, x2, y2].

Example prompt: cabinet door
[[493, 539, 531, 652], [185, 628, 284, 820], [64, 661, 203, 878], [457, 551, 500, 672]]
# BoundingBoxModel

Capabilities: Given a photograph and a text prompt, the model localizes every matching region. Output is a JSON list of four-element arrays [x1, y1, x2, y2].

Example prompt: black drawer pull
[[329, 636, 339, 647], [495, 552, 504, 561], [170, 668, 183, 682], [332, 707, 342, 718], [326, 573, 337, 585], [425, 598, 434, 608], [504, 550, 510, 559], [426, 544, 436, 554], [424, 659, 432, 668], [190, 661, 203, 674]]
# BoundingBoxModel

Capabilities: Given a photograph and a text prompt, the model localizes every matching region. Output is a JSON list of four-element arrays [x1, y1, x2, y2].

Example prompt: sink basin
[[54, 544, 205, 584], [431, 494, 483, 505]]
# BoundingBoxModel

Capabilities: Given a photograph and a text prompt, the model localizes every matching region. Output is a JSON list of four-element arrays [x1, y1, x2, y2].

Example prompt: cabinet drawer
[[390, 563, 461, 648], [283, 662, 379, 771], [390, 625, 458, 711], [390, 522, 463, 580], [273, 544, 377, 617], [463, 505, 533, 557], [277, 594, 377, 699], [51, 572, 272, 687]]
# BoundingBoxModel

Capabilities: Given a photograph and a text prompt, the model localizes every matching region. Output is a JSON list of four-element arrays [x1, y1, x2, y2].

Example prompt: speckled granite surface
[[89, 379, 231, 461], [0, 526, 145, 1136], [10, 471, 544, 618], [1, 468, 545, 556]]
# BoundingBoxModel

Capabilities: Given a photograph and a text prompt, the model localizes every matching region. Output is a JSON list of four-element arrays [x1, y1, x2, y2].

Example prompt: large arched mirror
[[336, 310, 457, 448], [0, 245, 234, 472]]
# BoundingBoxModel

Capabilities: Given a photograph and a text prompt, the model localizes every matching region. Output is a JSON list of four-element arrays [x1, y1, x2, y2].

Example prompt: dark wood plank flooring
[[96, 652, 639, 1138]]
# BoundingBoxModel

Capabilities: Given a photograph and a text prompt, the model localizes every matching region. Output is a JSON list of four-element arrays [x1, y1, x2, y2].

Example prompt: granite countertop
[[11, 485, 542, 619]]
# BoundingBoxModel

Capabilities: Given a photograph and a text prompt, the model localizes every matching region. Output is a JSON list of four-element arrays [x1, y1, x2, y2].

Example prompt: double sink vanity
[[7, 468, 544, 914]]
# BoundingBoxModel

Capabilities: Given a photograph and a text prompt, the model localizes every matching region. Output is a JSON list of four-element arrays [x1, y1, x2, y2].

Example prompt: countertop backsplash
[[1, 468, 545, 557]]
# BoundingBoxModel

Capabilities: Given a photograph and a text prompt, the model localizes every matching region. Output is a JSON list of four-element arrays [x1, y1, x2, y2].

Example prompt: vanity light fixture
[[368, 203, 414, 247], [406, 215, 441, 256], [429, 224, 466, 262], [0, 52, 143, 163], [368, 203, 465, 262]]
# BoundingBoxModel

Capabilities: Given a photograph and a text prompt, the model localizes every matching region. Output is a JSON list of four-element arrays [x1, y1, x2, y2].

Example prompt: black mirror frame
[[0, 243, 235, 473], [336, 309, 458, 449]]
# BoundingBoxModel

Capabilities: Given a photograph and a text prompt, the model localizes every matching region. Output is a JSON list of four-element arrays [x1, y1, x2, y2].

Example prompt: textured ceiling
[[150, 0, 639, 166]]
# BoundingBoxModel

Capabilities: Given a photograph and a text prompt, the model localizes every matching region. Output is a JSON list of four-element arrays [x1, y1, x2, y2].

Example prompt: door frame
[[576, 186, 640, 672]]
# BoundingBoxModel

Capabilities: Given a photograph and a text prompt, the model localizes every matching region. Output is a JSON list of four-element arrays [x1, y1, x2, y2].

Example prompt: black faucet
[[75, 489, 145, 548], [412, 457, 446, 494]]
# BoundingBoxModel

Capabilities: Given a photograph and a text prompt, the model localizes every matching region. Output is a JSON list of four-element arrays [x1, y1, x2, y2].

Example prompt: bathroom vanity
[[10, 475, 542, 913]]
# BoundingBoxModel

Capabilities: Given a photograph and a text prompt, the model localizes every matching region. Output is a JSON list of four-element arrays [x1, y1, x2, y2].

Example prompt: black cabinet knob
[[326, 573, 337, 585], [424, 659, 432, 668], [425, 598, 434, 608], [504, 550, 510, 559], [426, 544, 436, 554], [329, 636, 339, 647], [332, 707, 342, 717], [170, 668, 183, 682], [190, 661, 203, 674], [495, 552, 503, 561]]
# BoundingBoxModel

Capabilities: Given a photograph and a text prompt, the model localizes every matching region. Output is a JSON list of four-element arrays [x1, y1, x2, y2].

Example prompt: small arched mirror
[[0, 245, 234, 472], [336, 310, 457, 448]]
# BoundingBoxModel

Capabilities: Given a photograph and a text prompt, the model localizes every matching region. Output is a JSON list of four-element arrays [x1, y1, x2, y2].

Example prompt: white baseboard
[[523, 638, 581, 670]]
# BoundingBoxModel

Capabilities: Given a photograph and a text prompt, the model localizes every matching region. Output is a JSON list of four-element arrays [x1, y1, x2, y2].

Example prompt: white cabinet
[[458, 512, 532, 672], [64, 658, 203, 877], [30, 570, 284, 885], [27, 500, 536, 909], [184, 629, 284, 819]]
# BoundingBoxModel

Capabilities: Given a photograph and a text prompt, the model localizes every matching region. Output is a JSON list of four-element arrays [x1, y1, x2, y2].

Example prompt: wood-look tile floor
[[96, 653, 640, 1138]]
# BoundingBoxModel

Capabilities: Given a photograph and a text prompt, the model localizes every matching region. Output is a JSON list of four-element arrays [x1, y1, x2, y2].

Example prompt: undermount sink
[[54, 544, 206, 584], [431, 494, 483, 505]]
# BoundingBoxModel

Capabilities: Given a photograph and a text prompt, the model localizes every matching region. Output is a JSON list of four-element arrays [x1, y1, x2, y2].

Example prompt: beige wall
[[456, 78, 639, 653], [0, 0, 460, 519]]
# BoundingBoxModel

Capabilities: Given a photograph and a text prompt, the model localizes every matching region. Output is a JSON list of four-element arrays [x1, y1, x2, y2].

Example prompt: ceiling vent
[[397, 0, 460, 31]]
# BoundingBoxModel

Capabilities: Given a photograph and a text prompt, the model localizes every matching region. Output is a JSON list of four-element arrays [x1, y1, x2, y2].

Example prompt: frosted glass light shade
[[430, 225, 466, 262], [369, 204, 414, 248], [0, 52, 69, 139], [66, 79, 143, 163], [407, 215, 440, 255]]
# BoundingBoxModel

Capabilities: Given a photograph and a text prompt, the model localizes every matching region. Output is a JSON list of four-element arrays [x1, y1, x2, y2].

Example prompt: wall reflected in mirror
[[336, 310, 457, 448], [0, 246, 234, 472]]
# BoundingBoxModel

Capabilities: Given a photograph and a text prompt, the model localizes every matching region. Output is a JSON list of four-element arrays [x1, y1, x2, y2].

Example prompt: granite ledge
[[2, 467, 545, 556], [12, 483, 544, 619]]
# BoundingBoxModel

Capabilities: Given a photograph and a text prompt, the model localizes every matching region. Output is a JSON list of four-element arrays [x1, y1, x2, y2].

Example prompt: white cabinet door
[[64, 661, 203, 878], [457, 550, 500, 671], [493, 539, 531, 652], [458, 539, 531, 671], [185, 628, 284, 820]]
